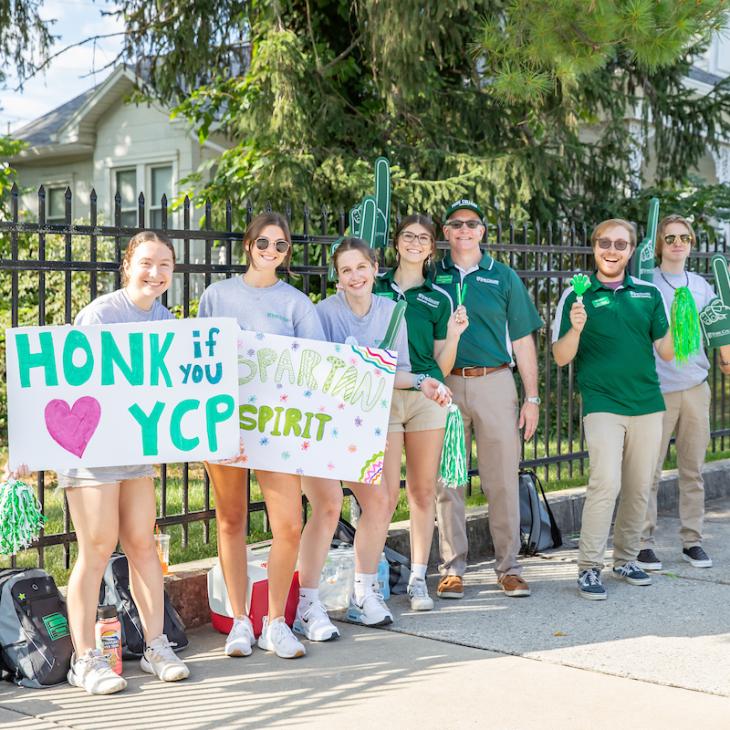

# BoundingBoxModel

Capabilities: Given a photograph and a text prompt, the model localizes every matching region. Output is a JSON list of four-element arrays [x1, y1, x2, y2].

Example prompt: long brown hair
[[121, 231, 176, 285], [332, 237, 377, 275], [393, 214, 437, 277], [243, 212, 292, 270]]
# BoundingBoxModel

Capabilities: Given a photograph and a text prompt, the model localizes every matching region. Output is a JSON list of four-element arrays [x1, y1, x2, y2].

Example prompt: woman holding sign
[[198, 212, 324, 659], [638, 215, 730, 572], [59, 231, 189, 694], [373, 215, 468, 611], [296, 237, 450, 633]]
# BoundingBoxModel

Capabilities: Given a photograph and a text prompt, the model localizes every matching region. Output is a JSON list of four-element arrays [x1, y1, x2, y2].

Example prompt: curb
[[164, 458, 730, 627]]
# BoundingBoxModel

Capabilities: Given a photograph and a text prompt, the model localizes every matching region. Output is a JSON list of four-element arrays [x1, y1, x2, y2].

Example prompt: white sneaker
[[407, 578, 434, 611], [258, 617, 306, 658], [293, 600, 340, 641], [346, 591, 393, 627], [67, 649, 127, 695], [225, 616, 255, 657], [140, 634, 190, 682]]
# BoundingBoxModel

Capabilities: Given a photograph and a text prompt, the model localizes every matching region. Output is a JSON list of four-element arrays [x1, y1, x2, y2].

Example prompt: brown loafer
[[498, 574, 531, 597], [436, 575, 464, 599]]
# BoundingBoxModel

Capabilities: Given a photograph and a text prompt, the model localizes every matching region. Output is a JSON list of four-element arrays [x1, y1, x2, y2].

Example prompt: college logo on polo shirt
[[475, 276, 499, 285], [416, 293, 440, 308], [435, 274, 454, 284], [630, 291, 651, 299]]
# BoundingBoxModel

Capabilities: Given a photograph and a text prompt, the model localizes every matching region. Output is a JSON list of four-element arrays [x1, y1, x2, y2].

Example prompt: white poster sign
[[6, 318, 240, 470], [223, 331, 396, 484]]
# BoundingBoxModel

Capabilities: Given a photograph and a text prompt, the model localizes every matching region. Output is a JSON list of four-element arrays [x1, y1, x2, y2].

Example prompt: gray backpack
[[519, 470, 562, 555], [0, 568, 73, 688]]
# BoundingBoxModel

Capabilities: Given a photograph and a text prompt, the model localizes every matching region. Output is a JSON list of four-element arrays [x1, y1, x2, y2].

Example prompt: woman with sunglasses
[[372, 215, 468, 610], [198, 212, 324, 659], [637, 215, 730, 573], [552, 218, 674, 600]]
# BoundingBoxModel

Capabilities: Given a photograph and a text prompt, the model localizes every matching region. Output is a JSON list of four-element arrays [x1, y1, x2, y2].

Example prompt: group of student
[[5, 200, 724, 696]]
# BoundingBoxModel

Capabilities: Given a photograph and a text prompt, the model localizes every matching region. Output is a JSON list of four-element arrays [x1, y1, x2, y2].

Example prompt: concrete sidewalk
[[3, 501, 730, 729]]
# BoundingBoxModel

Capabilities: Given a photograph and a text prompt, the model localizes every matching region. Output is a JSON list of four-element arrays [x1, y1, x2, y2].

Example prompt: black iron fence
[[2, 185, 729, 571]]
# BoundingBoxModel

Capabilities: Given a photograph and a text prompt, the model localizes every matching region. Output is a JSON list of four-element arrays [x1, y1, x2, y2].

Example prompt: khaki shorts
[[388, 388, 447, 433], [57, 464, 155, 489]]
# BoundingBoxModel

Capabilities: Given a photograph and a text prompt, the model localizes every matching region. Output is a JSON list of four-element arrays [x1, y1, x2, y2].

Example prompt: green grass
[[6, 443, 730, 587]]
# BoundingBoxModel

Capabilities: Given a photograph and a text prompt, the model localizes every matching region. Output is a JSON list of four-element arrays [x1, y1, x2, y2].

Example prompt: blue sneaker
[[612, 561, 652, 586], [577, 568, 607, 600]]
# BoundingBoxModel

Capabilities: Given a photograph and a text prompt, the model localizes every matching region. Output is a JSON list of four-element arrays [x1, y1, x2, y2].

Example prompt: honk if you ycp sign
[[5, 318, 240, 471]]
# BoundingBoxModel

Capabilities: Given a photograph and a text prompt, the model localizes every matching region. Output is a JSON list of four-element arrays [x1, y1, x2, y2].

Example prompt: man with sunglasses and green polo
[[431, 199, 543, 600], [552, 218, 674, 600]]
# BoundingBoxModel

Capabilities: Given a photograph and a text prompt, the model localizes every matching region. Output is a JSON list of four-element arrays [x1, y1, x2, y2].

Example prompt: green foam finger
[[373, 157, 391, 249], [379, 299, 407, 349], [711, 254, 730, 306], [359, 196, 377, 248], [349, 203, 363, 238]]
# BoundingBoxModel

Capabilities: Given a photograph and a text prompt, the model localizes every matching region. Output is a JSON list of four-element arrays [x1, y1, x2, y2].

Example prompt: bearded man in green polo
[[552, 218, 674, 600]]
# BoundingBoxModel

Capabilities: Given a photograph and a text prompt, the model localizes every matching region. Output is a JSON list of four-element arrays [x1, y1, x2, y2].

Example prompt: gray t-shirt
[[652, 267, 716, 393], [315, 291, 411, 371], [198, 276, 324, 340], [74, 288, 173, 326]]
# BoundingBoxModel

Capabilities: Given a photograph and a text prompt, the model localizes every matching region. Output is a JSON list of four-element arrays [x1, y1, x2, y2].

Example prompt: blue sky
[[0, 0, 124, 133]]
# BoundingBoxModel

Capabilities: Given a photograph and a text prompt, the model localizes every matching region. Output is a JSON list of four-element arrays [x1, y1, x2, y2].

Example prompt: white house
[[7, 66, 229, 228]]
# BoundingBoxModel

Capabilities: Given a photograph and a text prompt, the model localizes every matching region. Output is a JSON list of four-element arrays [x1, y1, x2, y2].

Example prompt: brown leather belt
[[450, 364, 509, 377]]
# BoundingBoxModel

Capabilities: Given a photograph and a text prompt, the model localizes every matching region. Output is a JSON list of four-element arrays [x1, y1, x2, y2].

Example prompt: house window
[[47, 187, 67, 224], [115, 169, 137, 226], [150, 165, 173, 228]]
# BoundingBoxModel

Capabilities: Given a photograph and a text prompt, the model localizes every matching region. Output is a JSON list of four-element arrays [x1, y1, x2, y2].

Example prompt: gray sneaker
[[407, 578, 434, 611], [612, 561, 652, 586], [577, 568, 607, 601]]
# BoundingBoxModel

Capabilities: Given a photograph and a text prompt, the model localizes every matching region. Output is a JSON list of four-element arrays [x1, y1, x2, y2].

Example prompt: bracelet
[[414, 373, 427, 390]]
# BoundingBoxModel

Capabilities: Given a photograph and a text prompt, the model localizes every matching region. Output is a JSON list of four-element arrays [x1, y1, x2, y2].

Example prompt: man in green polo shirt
[[431, 199, 543, 599], [552, 217, 674, 600]]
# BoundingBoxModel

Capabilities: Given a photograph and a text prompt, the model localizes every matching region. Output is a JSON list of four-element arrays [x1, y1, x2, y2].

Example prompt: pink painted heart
[[44, 397, 101, 458]]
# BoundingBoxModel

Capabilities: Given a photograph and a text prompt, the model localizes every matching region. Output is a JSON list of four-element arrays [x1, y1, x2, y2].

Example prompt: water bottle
[[95, 605, 123, 675], [377, 552, 390, 600], [319, 544, 354, 610]]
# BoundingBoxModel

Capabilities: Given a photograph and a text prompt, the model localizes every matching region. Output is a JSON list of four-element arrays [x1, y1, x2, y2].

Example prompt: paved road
[[3, 500, 730, 729]]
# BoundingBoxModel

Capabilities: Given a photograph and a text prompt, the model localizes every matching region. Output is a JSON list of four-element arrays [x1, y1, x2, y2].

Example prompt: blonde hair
[[121, 231, 176, 285], [590, 218, 637, 248], [655, 214, 695, 264]]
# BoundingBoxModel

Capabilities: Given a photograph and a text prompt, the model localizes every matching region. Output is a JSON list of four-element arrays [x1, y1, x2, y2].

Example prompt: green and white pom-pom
[[671, 286, 702, 364], [0, 479, 45, 555], [439, 403, 468, 489]]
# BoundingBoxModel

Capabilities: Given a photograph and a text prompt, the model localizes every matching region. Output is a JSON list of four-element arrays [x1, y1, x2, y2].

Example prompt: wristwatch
[[526, 396, 541, 405], [414, 374, 427, 390]]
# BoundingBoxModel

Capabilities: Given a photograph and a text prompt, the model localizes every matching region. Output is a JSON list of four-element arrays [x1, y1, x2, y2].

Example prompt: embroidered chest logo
[[415, 293, 439, 308], [630, 291, 651, 299], [435, 275, 453, 285], [475, 276, 499, 285], [592, 296, 611, 308]]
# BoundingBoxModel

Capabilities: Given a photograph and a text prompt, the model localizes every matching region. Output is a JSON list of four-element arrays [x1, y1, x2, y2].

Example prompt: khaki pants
[[641, 381, 710, 549], [578, 411, 664, 572], [436, 368, 522, 578]]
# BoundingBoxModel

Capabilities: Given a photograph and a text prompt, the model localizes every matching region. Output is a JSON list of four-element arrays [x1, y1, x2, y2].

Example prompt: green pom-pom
[[0, 479, 45, 556], [671, 286, 702, 364], [439, 403, 468, 489]]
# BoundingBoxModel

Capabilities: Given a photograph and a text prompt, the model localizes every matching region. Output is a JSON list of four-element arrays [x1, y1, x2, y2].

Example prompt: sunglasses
[[664, 234, 692, 245], [400, 232, 433, 245], [596, 237, 630, 251], [445, 219, 483, 230], [254, 237, 290, 254]]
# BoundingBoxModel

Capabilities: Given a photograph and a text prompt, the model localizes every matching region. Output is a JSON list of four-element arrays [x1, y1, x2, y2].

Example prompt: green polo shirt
[[374, 269, 452, 382], [553, 273, 669, 416], [430, 252, 543, 368]]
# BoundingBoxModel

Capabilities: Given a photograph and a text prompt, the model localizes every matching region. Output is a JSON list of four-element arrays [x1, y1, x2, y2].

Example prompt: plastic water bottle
[[319, 544, 354, 610], [377, 552, 390, 600], [95, 605, 123, 675]]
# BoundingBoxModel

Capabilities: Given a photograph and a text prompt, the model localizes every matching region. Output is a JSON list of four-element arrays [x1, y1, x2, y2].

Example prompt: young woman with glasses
[[198, 212, 325, 659], [372, 215, 468, 610], [637, 215, 730, 572]]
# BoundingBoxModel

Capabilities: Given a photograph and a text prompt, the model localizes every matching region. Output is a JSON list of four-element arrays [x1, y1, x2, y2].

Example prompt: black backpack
[[98, 554, 188, 657], [518, 470, 563, 555], [0, 568, 73, 688]]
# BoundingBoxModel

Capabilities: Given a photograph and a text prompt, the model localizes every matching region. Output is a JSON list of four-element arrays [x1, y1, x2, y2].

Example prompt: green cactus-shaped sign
[[630, 197, 659, 282]]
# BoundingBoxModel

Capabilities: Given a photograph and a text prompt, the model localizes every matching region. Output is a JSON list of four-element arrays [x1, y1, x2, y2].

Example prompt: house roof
[[13, 86, 98, 146]]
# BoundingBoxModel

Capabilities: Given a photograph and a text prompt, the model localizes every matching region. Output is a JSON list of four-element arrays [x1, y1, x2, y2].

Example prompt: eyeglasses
[[400, 232, 433, 245], [445, 219, 483, 230], [254, 237, 290, 254], [596, 237, 630, 251], [663, 234, 692, 246]]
